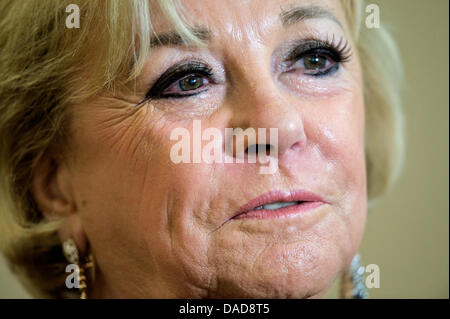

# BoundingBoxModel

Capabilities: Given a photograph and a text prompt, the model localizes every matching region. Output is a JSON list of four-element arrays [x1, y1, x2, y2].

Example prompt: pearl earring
[[62, 238, 94, 299]]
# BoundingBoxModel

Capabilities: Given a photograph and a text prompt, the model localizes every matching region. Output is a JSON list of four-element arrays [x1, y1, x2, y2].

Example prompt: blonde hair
[[0, 0, 403, 298]]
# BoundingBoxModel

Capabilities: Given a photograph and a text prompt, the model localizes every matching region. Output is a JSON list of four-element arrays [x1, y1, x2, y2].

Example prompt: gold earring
[[62, 238, 94, 299]]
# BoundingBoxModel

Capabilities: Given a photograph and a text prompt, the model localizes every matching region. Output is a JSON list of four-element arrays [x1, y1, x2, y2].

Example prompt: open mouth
[[232, 190, 326, 220], [253, 200, 305, 210]]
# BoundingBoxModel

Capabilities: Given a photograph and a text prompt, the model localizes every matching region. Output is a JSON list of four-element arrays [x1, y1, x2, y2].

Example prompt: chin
[[212, 273, 334, 299], [210, 241, 344, 299]]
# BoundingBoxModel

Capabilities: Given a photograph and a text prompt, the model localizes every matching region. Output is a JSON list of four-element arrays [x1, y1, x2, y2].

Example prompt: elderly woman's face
[[67, 0, 366, 298]]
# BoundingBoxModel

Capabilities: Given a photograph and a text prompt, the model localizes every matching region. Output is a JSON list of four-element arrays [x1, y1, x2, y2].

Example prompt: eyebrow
[[150, 27, 211, 47], [280, 5, 343, 29], [280, 6, 343, 28], [149, 5, 343, 48]]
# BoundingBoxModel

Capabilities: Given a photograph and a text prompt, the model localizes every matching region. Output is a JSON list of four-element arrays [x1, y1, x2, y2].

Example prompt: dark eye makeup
[[144, 61, 213, 100], [141, 35, 352, 103], [284, 36, 352, 76]]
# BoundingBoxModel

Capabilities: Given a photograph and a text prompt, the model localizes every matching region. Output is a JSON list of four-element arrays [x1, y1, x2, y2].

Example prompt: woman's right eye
[[144, 62, 214, 100], [160, 74, 210, 97]]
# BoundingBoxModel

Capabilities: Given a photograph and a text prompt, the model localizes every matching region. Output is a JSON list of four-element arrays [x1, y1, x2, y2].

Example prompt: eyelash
[[144, 61, 214, 100], [142, 36, 352, 101], [285, 36, 352, 76]]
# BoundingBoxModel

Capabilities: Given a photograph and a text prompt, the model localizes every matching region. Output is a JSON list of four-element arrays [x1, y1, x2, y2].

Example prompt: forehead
[[150, 0, 348, 39]]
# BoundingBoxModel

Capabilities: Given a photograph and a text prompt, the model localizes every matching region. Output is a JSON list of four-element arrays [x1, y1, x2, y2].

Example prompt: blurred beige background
[[1, 0, 448, 298]]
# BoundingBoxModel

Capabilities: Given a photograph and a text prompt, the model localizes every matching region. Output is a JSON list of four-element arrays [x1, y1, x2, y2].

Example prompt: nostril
[[246, 144, 273, 155], [289, 140, 306, 151]]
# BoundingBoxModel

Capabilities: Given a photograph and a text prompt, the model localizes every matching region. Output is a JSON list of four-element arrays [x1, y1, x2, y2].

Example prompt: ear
[[30, 154, 88, 255], [31, 154, 75, 218]]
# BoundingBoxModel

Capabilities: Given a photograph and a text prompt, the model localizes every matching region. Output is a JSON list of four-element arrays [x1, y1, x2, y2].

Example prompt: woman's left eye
[[302, 54, 330, 70], [285, 39, 352, 77], [297, 53, 337, 76]]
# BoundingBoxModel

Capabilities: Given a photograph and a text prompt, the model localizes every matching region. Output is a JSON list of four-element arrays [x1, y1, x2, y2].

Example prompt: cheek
[[306, 85, 367, 252], [302, 79, 365, 192], [68, 105, 186, 270], [69, 105, 221, 295]]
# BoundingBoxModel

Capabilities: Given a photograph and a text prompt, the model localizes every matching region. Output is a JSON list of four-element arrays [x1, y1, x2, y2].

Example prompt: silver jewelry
[[62, 238, 79, 264], [349, 253, 369, 299]]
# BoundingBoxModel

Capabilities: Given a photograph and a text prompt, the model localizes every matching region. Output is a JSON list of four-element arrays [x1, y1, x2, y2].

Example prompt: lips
[[232, 189, 326, 220]]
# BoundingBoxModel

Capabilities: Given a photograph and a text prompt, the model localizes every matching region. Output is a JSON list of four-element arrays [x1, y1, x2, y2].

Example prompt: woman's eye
[[285, 39, 352, 77], [143, 61, 214, 100], [303, 54, 328, 70], [158, 73, 210, 97], [178, 75, 205, 91], [299, 53, 336, 75]]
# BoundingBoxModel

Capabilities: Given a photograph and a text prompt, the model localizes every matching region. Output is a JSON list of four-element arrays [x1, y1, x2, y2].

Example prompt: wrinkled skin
[[36, 0, 367, 298]]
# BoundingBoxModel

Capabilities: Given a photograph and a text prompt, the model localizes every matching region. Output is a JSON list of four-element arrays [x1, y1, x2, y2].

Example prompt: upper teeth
[[254, 201, 301, 210]]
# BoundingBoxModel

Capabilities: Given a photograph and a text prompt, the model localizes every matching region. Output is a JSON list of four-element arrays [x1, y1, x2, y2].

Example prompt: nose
[[227, 77, 307, 162]]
